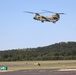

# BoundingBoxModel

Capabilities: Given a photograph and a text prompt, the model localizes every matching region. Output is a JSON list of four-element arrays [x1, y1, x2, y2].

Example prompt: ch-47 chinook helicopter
[[23, 10, 65, 23]]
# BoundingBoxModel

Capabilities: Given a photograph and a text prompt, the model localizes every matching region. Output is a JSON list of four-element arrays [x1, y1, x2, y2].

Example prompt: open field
[[0, 60, 76, 71]]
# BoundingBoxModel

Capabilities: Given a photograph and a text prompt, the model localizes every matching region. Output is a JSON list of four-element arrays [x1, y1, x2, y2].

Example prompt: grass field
[[0, 60, 76, 70]]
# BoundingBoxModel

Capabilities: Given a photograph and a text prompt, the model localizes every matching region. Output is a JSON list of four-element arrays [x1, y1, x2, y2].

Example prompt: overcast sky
[[0, 0, 76, 50]]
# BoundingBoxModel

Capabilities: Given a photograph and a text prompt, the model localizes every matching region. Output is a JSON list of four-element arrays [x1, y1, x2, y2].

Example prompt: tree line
[[0, 41, 76, 61]]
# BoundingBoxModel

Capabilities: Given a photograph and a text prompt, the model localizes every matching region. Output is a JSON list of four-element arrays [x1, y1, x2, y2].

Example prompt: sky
[[0, 0, 76, 50]]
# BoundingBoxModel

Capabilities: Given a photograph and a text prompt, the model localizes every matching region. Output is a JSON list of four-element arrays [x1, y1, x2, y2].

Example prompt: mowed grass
[[0, 60, 76, 70]]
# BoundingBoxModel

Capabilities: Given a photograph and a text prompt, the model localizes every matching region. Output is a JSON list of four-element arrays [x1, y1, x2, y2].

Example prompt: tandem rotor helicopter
[[23, 10, 65, 23]]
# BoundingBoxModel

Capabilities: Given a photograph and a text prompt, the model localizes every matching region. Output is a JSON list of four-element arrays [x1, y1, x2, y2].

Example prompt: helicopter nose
[[33, 17, 36, 20]]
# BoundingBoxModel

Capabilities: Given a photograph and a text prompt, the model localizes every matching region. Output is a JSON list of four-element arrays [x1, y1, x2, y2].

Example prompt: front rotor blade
[[58, 13, 65, 14], [23, 11, 47, 14], [23, 11, 36, 14]]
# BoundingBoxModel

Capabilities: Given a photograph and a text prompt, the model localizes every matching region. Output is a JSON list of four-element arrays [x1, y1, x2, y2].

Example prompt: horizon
[[1, 41, 76, 51]]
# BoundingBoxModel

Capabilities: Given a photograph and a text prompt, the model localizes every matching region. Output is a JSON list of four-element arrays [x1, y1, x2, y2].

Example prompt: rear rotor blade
[[42, 10, 55, 13], [42, 10, 65, 14]]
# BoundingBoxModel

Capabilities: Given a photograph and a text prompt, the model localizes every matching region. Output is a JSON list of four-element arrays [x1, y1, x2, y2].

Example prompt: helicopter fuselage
[[24, 10, 65, 23], [33, 14, 60, 23]]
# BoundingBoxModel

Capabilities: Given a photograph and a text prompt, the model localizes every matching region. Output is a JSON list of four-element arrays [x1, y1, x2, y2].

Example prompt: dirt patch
[[58, 69, 76, 71], [0, 70, 16, 72]]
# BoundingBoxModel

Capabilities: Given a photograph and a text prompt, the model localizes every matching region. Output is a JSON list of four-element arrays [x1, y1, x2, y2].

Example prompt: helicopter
[[23, 10, 65, 23]]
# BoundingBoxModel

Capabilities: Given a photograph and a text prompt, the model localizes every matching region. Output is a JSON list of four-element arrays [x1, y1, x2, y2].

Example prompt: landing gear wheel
[[41, 21, 44, 23]]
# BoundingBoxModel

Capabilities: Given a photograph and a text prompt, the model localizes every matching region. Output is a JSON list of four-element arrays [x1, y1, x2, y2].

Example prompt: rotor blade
[[23, 11, 36, 14], [42, 10, 55, 13], [57, 13, 65, 14], [42, 10, 65, 14], [23, 11, 47, 14], [38, 12, 48, 14]]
